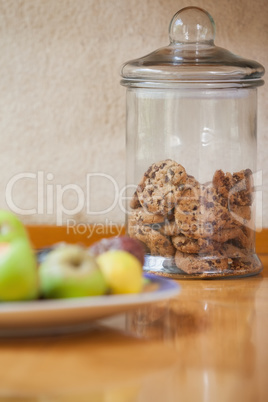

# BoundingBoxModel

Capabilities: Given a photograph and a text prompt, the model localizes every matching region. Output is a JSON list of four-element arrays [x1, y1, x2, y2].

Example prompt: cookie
[[159, 220, 181, 236], [230, 254, 262, 274], [129, 223, 176, 257], [129, 190, 141, 209], [172, 234, 220, 254], [174, 250, 229, 275], [229, 204, 251, 222], [212, 170, 232, 199], [222, 243, 247, 258], [175, 176, 202, 211], [232, 169, 254, 205], [208, 226, 237, 243], [175, 182, 234, 239], [178, 175, 200, 196], [129, 207, 166, 225], [230, 226, 255, 250], [136, 159, 187, 215], [212, 169, 253, 206]]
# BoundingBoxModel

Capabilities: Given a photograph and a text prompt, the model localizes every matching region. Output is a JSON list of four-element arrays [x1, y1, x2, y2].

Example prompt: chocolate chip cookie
[[174, 182, 234, 238], [129, 223, 176, 257], [229, 204, 251, 223], [231, 254, 262, 275], [212, 169, 253, 206], [172, 234, 220, 254], [129, 190, 141, 209], [159, 220, 181, 236], [136, 159, 187, 215], [129, 207, 166, 225], [174, 250, 229, 275]]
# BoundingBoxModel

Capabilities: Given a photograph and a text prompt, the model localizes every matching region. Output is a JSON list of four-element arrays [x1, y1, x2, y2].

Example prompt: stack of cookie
[[128, 159, 259, 277]]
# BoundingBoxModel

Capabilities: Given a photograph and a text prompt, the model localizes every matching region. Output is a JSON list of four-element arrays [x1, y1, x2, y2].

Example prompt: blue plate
[[0, 273, 180, 337]]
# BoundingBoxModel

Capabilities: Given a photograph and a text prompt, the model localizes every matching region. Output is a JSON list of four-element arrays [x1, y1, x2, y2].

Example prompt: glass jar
[[121, 7, 265, 279]]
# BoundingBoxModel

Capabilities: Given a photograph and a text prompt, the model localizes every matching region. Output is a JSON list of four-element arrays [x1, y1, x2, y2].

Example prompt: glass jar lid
[[121, 7, 265, 88]]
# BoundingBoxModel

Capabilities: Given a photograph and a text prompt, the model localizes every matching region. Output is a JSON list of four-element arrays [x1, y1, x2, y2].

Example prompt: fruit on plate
[[97, 250, 143, 295], [39, 244, 108, 298], [0, 210, 38, 301], [89, 236, 145, 266]]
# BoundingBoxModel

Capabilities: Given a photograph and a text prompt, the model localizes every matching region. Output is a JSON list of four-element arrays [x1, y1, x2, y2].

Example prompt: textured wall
[[0, 0, 267, 227]]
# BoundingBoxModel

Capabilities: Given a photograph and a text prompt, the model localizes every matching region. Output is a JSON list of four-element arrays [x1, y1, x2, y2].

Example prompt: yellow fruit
[[97, 250, 143, 294]]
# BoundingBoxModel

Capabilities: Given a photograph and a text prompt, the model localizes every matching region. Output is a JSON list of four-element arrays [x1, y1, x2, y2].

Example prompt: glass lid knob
[[169, 6, 216, 45]]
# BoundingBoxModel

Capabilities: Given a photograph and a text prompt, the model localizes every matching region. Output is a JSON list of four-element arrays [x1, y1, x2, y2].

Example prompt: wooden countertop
[[0, 226, 268, 401]]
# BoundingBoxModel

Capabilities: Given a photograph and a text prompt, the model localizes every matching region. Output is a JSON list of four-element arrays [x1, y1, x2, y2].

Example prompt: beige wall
[[0, 0, 267, 227]]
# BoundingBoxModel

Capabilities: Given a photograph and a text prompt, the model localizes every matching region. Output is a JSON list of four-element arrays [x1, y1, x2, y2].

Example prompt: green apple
[[39, 244, 108, 299], [0, 209, 29, 243], [97, 250, 143, 295], [0, 210, 39, 301]]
